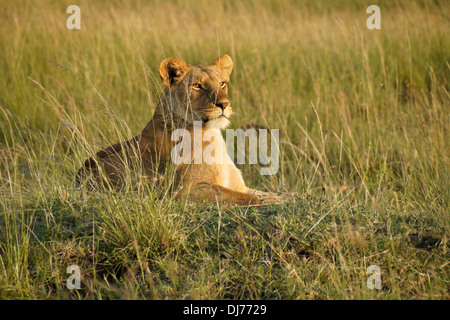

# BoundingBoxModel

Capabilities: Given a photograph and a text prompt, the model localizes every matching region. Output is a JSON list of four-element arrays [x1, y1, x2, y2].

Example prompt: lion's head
[[158, 55, 233, 129]]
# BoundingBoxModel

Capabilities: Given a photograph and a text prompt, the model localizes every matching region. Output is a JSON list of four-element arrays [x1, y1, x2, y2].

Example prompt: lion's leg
[[76, 137, 140, 188], [183, 182, 263, 205], [225, 165, 288, 204], [246, 188, 285, 204]]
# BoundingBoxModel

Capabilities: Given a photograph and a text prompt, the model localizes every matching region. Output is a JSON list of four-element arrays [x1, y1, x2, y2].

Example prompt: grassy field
[[0, 0, 449, 299]]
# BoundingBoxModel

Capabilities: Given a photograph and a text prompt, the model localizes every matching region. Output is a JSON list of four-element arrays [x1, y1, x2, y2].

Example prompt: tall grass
[[0, 0, 449, 299]]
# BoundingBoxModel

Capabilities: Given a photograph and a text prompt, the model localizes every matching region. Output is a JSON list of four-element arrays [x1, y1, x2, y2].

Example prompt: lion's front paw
[[253, 191, 282, 204], [259, 191, 299, 204]]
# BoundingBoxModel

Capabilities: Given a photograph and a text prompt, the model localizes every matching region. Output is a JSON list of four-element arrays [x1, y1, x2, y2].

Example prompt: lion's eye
[[193, 83, 202, 90], [220, 82, 227, 88]]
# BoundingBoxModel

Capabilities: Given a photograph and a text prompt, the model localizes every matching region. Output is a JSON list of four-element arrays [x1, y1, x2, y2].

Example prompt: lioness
[[77, 55, 285, 205]]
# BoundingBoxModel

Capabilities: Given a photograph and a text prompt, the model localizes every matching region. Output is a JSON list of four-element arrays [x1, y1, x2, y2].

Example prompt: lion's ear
[[159, 57, 187, 87], [213, 55, 233, 79]]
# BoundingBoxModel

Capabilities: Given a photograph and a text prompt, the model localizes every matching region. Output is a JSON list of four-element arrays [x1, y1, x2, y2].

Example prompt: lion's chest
[[205, 129, 246, 191], [176, 127, 247, 192]]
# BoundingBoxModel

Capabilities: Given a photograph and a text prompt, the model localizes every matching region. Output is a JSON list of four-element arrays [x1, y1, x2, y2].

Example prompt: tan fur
[[76, 55, 284, 205]]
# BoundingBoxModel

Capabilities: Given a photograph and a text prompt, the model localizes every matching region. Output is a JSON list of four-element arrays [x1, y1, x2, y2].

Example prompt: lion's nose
[[215, 101, 229, 110]]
